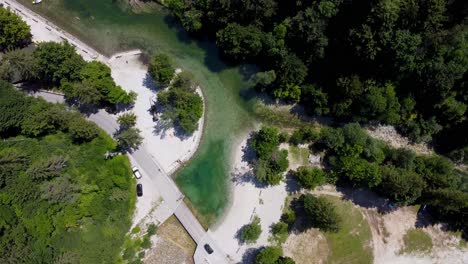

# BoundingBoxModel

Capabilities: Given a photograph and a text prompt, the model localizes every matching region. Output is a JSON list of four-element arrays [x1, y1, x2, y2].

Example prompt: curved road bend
[[22, 79, 226, 264]]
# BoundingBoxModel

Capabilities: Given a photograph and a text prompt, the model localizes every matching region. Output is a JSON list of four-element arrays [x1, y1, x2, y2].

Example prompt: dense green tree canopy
[[148, 53, 175, 86], [33, 41, 86, 84], [166, 0, 468, 159], [156, 71, 203, 134], [0, 82, 134, 263], [302, 194, 341, 232], [0, 7, 31, 50]]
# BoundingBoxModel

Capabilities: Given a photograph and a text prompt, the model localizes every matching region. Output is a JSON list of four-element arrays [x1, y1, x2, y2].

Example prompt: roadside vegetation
[[1, 6, 135, 107], [0, 6, 31, 51], [0, 82, 135, 263]]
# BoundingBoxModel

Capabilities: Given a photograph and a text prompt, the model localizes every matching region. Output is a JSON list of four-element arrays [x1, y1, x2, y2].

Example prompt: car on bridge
[[204, 244, 214, 254]]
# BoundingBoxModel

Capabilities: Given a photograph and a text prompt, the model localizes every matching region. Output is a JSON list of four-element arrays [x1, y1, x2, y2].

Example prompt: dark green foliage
[[271, 221, 289, 243], [295, 166, 325, 190], [148, 53, 175, 86], [67, 117, 99, 143], [254, 150, 289, 185], [276, 257, 296, 264], [1, 49, 38, 81], [337, 156, 381, 188], [379, 166, 426, 205], [319, 127, 344, 151], [146, 224, 157, 236], [115, 128, 143, 151], [156, 72, 203, 134], [424, 188, 468, 231], [118, 113, 137, 129], [301, 84, 329, 116], [289, 126, 319, 145], [384, 147, 416, 169], [281, 209, 296, 224], [33, 41, 86, 84], [250, 126, 289, 185], [216, 23, 264, 61], [166, 0, 468, 158], [414, 155, 458, 189], [255, 246, 283, 264], [0, 7, 31, 50], [302, 194, 341, 232], [241, 216, 262, 243], [252, 126, 280, 159], [0, 80, 31, 136]]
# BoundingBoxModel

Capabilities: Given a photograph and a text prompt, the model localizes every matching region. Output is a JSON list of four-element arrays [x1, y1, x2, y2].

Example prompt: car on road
[[204, 244, 213, 254], [132, 166, 142, 179], [136, 184, 143, 197]]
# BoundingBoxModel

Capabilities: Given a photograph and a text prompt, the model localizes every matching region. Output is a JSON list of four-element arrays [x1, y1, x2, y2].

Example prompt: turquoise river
[[16, 0, 259, 225]]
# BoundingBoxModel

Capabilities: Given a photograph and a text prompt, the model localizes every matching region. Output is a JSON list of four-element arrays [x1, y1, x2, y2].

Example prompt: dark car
[[136, 184, 143, 197], [204, 244, 213, 254]]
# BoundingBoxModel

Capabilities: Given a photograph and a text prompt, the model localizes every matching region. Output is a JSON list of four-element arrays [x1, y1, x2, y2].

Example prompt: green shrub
[[148, 53, 175, 86], [302, 194, 341, 232], [241, 216, 262, 243], [295, 166, 325, 190]]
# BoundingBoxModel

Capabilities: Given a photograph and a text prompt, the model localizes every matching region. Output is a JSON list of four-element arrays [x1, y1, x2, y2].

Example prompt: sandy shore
[[211, 129, 288, 262]]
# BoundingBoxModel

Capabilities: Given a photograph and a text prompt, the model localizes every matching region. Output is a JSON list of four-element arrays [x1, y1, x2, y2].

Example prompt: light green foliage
[[302, 194, 341, 232], [156, 71, 203, 134], [271, 221, 289, 244], [295, 166, 325, 190], [0, 7, 31, 50], [338, 156, 381, 188], [0, 122, 135, 263], [322, 196, 373, 264], [241, 216, 262, 243], [74, 61, 135, 105], [255, 246, 283, 264], [148, 53, 175, 86]]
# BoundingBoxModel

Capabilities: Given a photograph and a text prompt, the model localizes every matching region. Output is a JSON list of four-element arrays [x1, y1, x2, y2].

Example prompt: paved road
[[6, 0, 230, 260], [32, 90, 229, 263]]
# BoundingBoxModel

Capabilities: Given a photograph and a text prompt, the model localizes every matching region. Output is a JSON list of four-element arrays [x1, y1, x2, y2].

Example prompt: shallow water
[[17, 0, 257, 225]]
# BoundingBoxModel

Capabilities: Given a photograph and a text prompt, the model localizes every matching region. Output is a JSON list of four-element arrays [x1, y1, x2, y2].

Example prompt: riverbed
[[15, 0, 257, 225]]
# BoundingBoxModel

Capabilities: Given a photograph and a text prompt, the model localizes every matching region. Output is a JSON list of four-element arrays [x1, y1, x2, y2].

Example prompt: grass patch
[[322, 196, 373, 264], [254, 103, 305, 128], [400, 228, 433, 254], [289, 145, 310, 166]]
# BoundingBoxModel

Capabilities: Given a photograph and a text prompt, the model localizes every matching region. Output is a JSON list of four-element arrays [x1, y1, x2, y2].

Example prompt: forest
[[0, 82, 135, 263], [0, 8, 135, 262], [166, 0, 467, 163]]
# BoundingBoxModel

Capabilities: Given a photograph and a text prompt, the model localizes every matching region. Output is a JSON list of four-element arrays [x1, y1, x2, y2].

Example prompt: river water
[[17, 0, 257, 225]]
